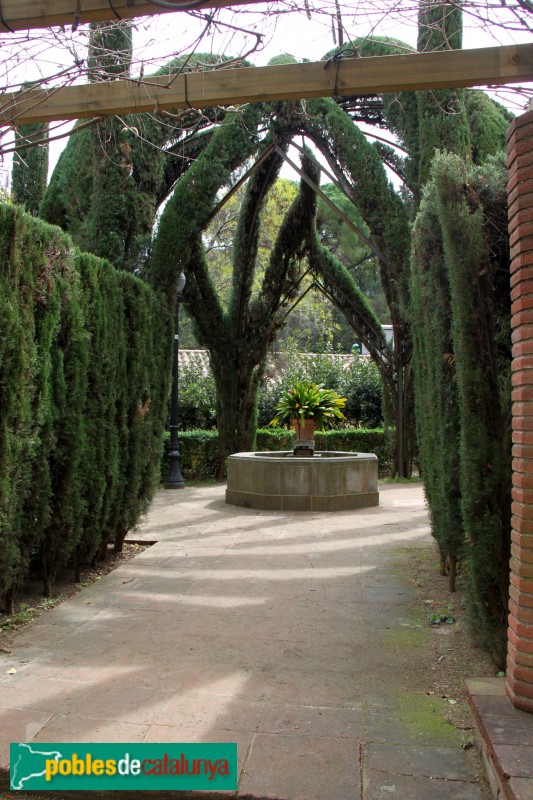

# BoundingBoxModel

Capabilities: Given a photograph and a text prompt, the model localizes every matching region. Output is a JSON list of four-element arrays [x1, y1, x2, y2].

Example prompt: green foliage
[[11, 123, 49, 216], [74, 253, 125, 569], [410, 152, 511, 664], [161, 430, 219, 481], [270, 380, 347, 430], [257, 346, 383, 430], [410, 184, 463, 587], [79, 117, 139, 271], [415, 2, 471, 191], [200, 178, 299, 313], [435, 153, 511, 664], [302, 95, 414, 475], [40, 265, 89, 595], [40, 43, 220, 274], [151, 121, 322, 474], [87, 21, 132, 77], [428, 607, 455, 626], [109, 273, 169, 552], [464, 92, 513, 165], [161, 427, 389, 480], [179, 355, 217, 430], [417, 1, 462, 53], [177, 344, 383, 433], [0, 204, 169, 604], [256, 427, 295, 451], [316, 183, 389, 323], [39, 125, 94, 237], [342, 358, 384, 429], [315, 428, 391, 474]]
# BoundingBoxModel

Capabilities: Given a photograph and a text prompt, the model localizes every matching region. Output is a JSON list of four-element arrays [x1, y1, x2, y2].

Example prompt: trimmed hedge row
[[163, 427, 390, 480], [0, 204, 170, 608]]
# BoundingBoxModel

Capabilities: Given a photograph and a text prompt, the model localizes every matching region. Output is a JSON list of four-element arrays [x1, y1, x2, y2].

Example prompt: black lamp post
[[165, 272, 186, 489]]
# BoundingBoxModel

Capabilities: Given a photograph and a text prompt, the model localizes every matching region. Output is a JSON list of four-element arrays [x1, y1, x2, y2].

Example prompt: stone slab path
[[0, 483, 489, 798]]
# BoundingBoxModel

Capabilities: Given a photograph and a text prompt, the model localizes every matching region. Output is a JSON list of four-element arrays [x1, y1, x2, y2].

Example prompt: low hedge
[[314, 429, 391, 474], [162, 427, 390, 481]]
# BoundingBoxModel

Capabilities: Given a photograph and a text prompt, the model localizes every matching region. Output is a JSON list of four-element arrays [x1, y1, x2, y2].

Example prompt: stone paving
[[0, 483, 489, 798]]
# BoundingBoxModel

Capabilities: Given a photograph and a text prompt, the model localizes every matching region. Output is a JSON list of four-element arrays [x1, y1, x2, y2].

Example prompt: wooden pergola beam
[[2, 43, 532, 126], [0, 0, 263, 32]]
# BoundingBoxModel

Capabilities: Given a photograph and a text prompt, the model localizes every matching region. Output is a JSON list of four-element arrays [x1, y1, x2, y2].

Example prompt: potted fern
[[270, 380, 347, 440]]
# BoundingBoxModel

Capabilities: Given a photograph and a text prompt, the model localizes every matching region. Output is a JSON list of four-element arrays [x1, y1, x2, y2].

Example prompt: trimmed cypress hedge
[[410, 153, 511, 664], [0, 204, 170, 607], [162, 427, 390, 480]]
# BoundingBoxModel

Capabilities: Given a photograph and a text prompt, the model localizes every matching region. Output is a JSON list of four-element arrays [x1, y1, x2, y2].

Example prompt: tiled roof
[[178, 349, 364, 380]]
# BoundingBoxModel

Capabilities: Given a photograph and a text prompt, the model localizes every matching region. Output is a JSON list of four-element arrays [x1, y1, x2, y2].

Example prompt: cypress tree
[[0, 203, 169, 602], [0, 206, 37, 611], [410, 188, 463, 589], [78, 23, 136, 270], [39, 126, 94, 237], [0, 207, 70, 605], [41, 270, 88, 596], [111, 273, 169, 552], [302, 96, 414, 475], [416, 2, 471, 191], [39, 48, 224, 273], [433, 153, 511, 662], [73, 253, 124, 575], [12, 122, 49, 215], [464, 91, 512, 165], [151, 113, 322, 473]]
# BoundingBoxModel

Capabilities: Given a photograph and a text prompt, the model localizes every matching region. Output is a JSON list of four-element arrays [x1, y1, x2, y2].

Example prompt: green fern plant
[[270, 380, 346, 431]]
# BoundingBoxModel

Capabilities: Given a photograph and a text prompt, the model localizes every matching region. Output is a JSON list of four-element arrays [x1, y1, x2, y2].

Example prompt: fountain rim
[[227, 451, 378, 462]]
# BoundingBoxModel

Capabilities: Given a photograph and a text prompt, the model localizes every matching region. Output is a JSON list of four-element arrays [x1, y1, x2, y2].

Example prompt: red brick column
[[508, 107, 533, 713]]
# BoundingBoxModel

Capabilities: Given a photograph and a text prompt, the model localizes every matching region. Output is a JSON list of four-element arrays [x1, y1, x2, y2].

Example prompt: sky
[[0, 1, 531, 188]]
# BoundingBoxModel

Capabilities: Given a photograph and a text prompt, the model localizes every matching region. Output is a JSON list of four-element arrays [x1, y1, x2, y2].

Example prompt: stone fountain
[[226, 449, 378, 512]]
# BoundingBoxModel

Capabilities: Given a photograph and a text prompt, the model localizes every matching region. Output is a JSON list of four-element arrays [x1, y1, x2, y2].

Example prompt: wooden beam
[[2, 43, 532, 125], [0, 0, 263, 32]]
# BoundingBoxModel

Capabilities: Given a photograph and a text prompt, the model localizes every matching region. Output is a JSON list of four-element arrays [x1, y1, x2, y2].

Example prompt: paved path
[[0, 483, 488, 799]]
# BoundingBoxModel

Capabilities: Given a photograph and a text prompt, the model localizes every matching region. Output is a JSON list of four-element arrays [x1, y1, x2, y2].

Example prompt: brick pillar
[[507, 107, 533, 713]]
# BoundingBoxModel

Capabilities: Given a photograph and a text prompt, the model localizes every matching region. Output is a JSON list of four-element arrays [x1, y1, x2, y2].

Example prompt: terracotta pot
[[291, 417, 316, 441]]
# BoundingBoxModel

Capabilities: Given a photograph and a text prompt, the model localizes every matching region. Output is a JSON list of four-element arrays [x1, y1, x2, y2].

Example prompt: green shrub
[[410, 153, 511, 663], [161, 430, 219, 481], [341, 359, 383, 429], [257, 347, 383, 429], [256, 428, 295, 451], [179, 354, 217, 430], [315, 429, 391, 475], [0, 204, 169, 605], [177, 341, 383, 433], [162, 427, 390, 480]]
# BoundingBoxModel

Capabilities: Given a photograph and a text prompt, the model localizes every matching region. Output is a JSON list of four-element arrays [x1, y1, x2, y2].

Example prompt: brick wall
[[508, 107, 533, 713]]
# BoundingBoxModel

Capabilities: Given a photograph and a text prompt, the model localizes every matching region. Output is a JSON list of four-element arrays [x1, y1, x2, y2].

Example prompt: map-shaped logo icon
[[11, 743, 63, 789]]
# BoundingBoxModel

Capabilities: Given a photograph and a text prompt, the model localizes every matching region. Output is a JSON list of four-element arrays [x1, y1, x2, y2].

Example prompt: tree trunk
[[213, 360, 263, 479], [439, 546, 448, 577], [4, 586, 15, 616], [448, 554, 457, 593], [43, 572, 53, 598]]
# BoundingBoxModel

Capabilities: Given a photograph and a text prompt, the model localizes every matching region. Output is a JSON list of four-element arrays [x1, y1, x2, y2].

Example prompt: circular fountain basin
[[226, 451, 379, 512]]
